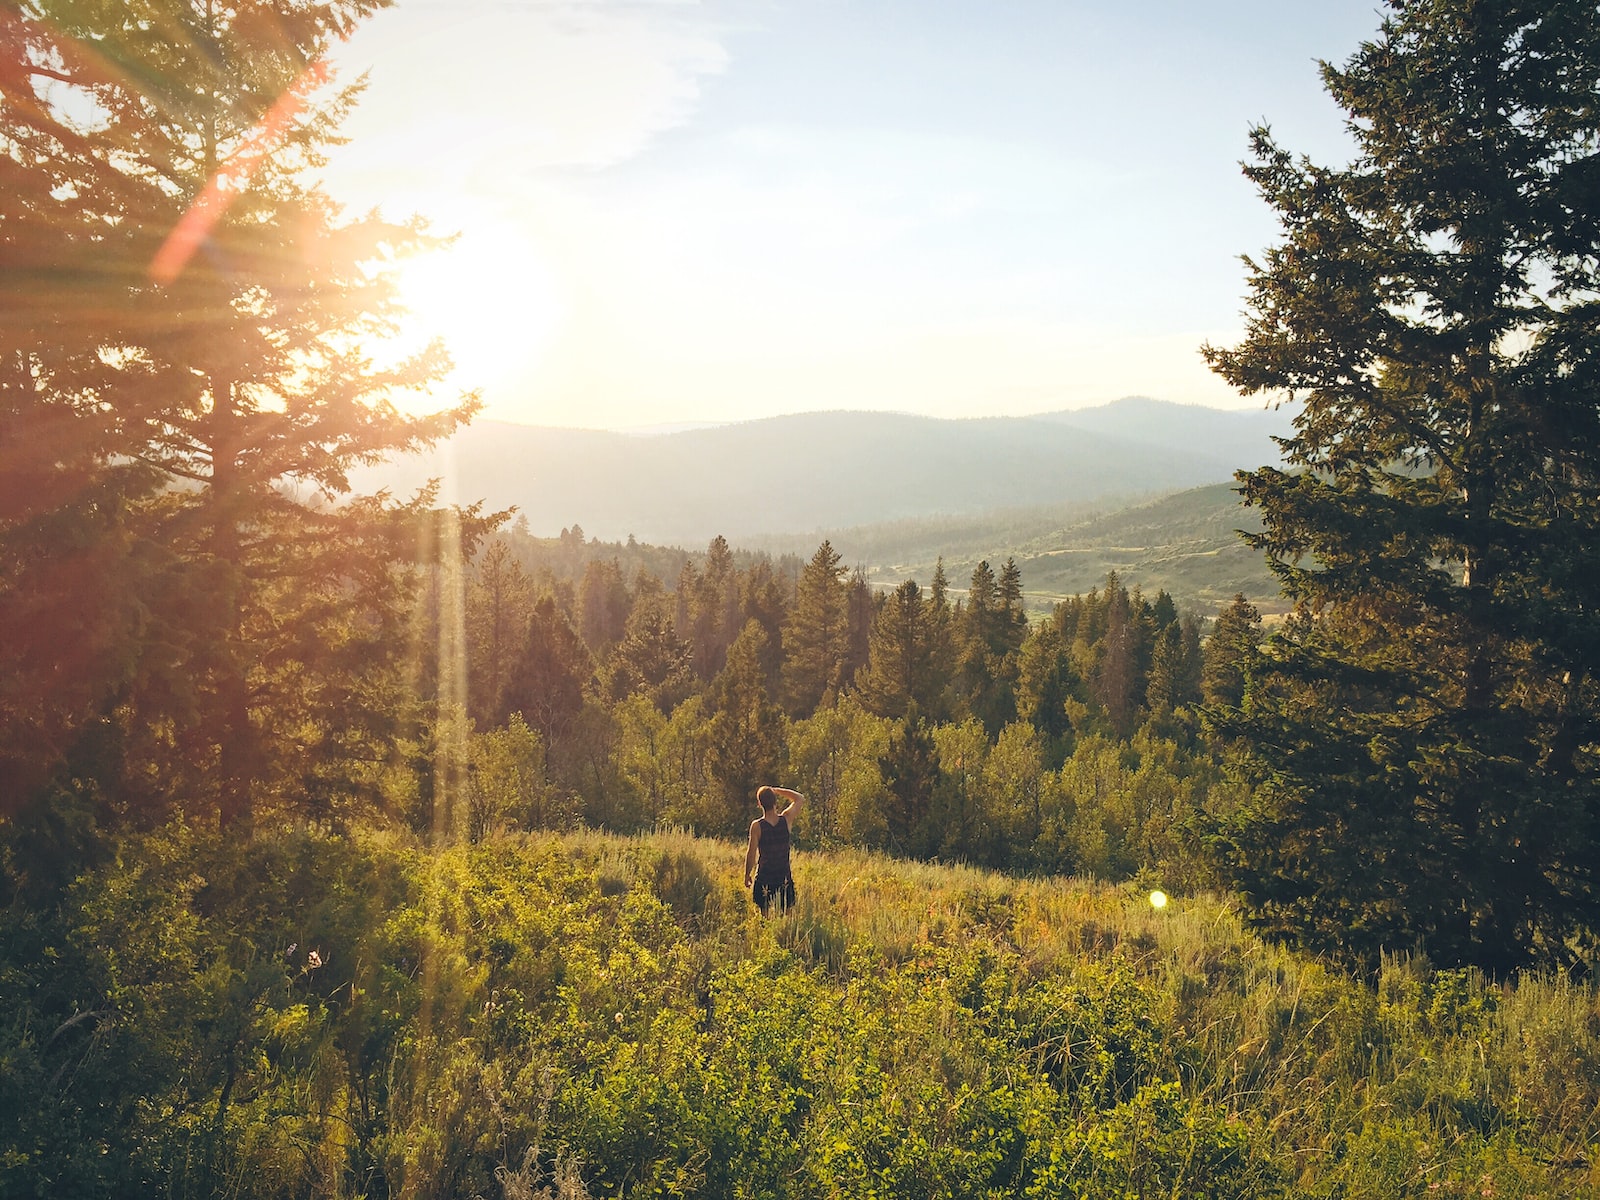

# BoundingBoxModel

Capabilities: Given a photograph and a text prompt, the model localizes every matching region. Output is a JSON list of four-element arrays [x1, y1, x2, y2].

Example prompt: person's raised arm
[[774, 787, 807, 818], [744, 820, 760, 887]]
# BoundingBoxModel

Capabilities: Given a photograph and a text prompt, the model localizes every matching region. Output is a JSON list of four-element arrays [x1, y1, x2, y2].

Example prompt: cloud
[[323, 0, 729, 212]]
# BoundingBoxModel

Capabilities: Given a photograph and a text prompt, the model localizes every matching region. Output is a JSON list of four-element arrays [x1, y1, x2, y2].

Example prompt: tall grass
[[576, 825, 1600, 1198], [12, 819, 1599, 1198]]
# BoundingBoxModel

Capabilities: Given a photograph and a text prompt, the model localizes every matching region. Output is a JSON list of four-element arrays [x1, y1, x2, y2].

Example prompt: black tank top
[[756, 814, 791, 879]]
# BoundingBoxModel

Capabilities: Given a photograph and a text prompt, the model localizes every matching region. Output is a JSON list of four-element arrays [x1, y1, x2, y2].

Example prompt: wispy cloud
[[325, 0, 729, 211]]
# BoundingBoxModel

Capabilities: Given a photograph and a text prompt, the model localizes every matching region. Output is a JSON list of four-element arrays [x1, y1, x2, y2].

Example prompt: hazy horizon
[[441, 392, 1294, 437]]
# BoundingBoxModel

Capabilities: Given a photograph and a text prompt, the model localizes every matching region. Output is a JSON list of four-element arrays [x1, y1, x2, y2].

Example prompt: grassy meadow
[[8, 822, 1599, 1198]]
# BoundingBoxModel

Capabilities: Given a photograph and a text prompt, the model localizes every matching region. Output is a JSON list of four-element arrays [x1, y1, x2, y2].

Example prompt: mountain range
[[355, 396, 1296, 547]]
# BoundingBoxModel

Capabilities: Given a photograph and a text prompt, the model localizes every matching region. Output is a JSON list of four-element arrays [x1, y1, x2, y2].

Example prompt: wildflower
[[285, 943, 298, 961], [614, 1012, 623, 1024], [307, 949, 323, 969]]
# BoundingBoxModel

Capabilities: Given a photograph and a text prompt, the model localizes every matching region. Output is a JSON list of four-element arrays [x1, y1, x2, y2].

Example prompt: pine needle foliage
[[1, 1, 480, 828], [1203, 0, 1600, 974]]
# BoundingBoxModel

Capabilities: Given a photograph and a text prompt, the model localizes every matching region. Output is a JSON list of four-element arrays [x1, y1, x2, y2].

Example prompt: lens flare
[[1149, 890, 1169, 909], [150, 57, 335, 285]]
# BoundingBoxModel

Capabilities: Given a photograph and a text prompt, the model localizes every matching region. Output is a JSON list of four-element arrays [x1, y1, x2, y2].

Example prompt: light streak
[[149, 56, 332, 285]]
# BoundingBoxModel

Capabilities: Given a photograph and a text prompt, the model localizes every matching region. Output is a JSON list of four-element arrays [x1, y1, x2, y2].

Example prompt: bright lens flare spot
[[386, 217, 562, 401], [1148, 890, 1169, 910]]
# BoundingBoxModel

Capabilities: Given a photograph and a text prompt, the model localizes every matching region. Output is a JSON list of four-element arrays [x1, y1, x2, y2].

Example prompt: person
[[745, 785, 805, 914]]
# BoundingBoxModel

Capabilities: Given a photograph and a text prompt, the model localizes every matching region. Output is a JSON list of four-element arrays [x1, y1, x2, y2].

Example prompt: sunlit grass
[[36, 818, 1592, 1196], [535, 823, 1600, 1198]]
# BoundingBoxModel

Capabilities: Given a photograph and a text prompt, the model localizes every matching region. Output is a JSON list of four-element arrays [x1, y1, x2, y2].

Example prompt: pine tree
[[705, 620, 785, 833], [1093, 577, 1137, 733], [956, 560, 1019, 734], [1151, 590, 1178, 633], [879, 712, 941, 857], [738, 556, 789, 691], [924, 557, 957, 718], [1016, 620, 1078, 753], [1200, 595, 1261, 710], [2, 1, 475, 827], [856, 579, 937, 719], [1064, 583, 1108, 691], [504, 594, 592, 747], [467, 540, 533, 728], [685, 535, 739, 680], [782, 540, 850, 716], [674, 558, 698, 659], [1203, 0, 1600, 971], [576, 557, 631, 661], [997, 557, 1030, 658], [602, 590, 693, 713], [1147, 617, 1204, 715], [844, 567, 875, 688], [0, 8, 188, 816]]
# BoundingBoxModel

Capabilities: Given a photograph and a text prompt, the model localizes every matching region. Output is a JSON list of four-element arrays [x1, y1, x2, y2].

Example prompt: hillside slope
[[354, 398, 1294, 546], [744, 481, 1281, 617], [14, 824, 1597, 1198]]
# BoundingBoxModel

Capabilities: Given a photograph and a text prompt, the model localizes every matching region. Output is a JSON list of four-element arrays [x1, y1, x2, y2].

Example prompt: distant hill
[[1029, 395, 1292, 465], [501, 482, 1283, 623], [751, 481, 1283, 620], [354, 397, 1294, 546]]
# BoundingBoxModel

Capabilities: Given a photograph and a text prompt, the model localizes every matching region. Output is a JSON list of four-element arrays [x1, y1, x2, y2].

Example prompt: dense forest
[[409, 522, 1255, 886], [5, 0, 1600, 1195]]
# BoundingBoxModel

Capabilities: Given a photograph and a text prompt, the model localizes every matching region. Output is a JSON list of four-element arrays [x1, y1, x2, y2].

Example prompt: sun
[[382, 212, 562, 402]]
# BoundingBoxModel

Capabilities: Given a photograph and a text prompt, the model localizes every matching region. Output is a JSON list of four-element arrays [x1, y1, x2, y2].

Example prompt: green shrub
[[7, 823, 1600, 1198]]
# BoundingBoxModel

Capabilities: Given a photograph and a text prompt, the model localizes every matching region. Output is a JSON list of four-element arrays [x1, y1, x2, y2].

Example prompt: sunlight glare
[[386, 214, 562, 403]]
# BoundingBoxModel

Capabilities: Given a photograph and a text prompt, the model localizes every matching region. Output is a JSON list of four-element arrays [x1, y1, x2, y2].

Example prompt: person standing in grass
[[745, 785, 805, 914]]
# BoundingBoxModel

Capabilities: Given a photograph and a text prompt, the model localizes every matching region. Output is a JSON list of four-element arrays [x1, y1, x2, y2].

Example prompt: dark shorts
[[753, 874, 795, 915]]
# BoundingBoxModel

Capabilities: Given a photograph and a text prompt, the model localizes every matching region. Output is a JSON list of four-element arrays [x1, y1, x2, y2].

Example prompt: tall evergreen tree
[[856, 579, 936, 719], [1093, 577, 1138, 733], [879, 711, 941, 858], [674, 558, 698, 659], [739, 556, 789, 690], [0, 8, 174, 814], [1200, 594, 1262, 710], [503, 594, 592, 748], [1150, 589, 1179, 633], [602, 589, 693, 714], [997, 557, 1030, 658], [1147, 616, 1204, 714], [576, 556, 631, 661], [685, 535, 739, 680], [705, 620, 785, 833], [1064, 583, 1108, 688], [1016, 620, 1079, 755], [956, 559, 1019, 734], [2, 1, 474, 827], [467, 540, 533, 728], [1203, 0, 1600, 971], [924, 557, 957, 718], [782, 540, 850, 716], [844, 567, 875, 689]]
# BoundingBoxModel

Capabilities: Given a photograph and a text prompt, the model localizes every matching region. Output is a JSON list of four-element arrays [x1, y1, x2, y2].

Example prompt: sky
[[320, 0, 1386, 431]]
